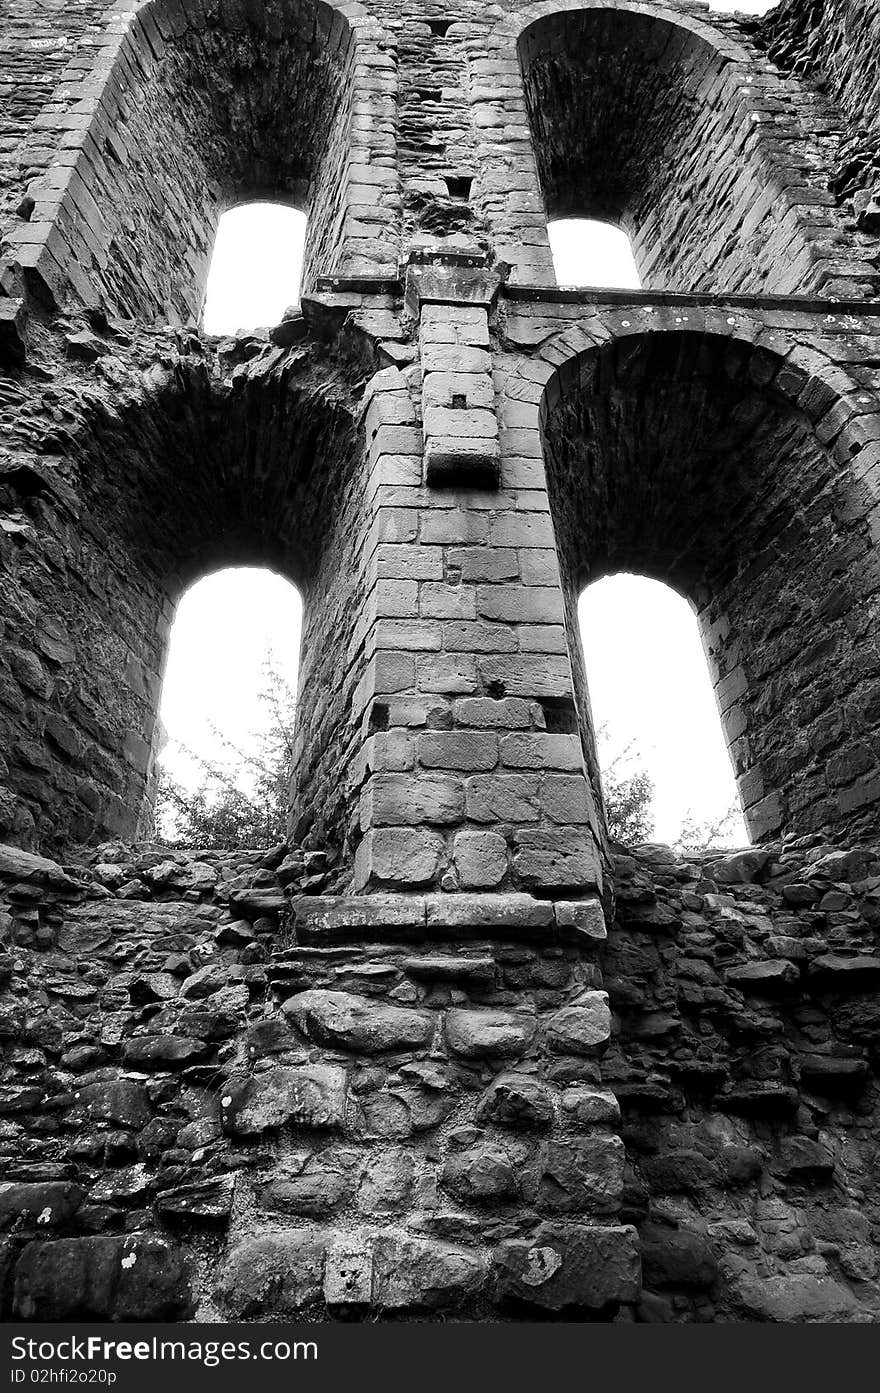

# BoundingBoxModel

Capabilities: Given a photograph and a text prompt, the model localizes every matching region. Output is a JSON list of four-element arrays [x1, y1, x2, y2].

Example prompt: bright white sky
[[163, 4, 784, 845]]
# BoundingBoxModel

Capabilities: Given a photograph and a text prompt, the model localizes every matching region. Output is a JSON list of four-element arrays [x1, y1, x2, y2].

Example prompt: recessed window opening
[[156, 567, 303, 848], [202, 203, 307, 336], [549, 219, 641, 291], [444, 175, 473, 202], [428, 19, 454, 37], [579, 574, 748, 850]]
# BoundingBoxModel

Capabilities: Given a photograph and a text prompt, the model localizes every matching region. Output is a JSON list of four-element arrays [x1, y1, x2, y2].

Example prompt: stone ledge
[[503, 284, 880, 317], [289, 891, 607, 944]]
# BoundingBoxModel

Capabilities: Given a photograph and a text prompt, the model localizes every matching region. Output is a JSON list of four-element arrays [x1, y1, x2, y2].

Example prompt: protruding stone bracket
[[288, 891, 608, 945], [406, 253, 509, 489]]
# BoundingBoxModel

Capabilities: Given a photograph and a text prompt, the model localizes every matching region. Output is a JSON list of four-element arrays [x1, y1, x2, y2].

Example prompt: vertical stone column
[[350, 254, 604, 900]]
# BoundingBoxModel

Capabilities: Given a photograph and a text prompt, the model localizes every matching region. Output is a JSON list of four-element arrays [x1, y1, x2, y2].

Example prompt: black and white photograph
[[0, 0, 879, 1366]]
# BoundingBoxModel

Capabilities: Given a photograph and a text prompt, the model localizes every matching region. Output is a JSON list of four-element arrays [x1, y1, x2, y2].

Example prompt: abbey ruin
[[1, 0, 880, 1323]]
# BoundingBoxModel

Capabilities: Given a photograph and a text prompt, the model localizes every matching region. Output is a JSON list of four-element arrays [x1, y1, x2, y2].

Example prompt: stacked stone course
[[1, 0, 880, 1321]]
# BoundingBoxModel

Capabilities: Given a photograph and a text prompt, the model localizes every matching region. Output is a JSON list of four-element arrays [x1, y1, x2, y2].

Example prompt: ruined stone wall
[[0, 0, 401, 317], [3, 833, 880, 1323], [0, 312, 373, 857], [0, 2, 108, 226], [517, 6, 879, 298], [2, 0, 880, 1325], [0, 842, 634, 1322], [539, 330, 880, 845], [761, 0, 880, 233], [606, 838, 880, 1323]]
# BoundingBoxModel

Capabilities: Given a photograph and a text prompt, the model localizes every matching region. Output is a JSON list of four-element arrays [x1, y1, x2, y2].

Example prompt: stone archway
[[501, 312, 880, 843], [0, 341, 367, 855], [469, 0, 880, 297], [3, 0, 400, 319]]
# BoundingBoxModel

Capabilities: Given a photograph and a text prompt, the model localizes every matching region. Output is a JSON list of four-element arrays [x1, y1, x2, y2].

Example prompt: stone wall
[[761, 0, 880, 234], [0, 310, 372, 855], [0, 2, 108, 227], [2, 0, 880, 1324], [2, 832, 880, 1322], [606, 837, 880, 1323], [517, 5, 879, 297], [538, 325, 880, 846], [0, 840, 637, 1321], [0, 0, 395, 319]]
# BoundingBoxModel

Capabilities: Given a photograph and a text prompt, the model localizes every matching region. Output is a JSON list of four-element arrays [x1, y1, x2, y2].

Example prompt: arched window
[[156, 567, 303, 845], [579, 574, 747, 848], [517, 6, 831, 296], [203, 204, 307, 336], [548, 218, 641, 290]]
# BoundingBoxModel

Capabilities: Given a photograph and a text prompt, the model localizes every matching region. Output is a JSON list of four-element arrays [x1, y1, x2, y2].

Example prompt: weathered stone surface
[[445, 1008, 535, 1059], [512, 829, 602, 892], [373, 1234, 487, 1311], [403, 955, 495, 985], [640, 1226, 719, 1291], [442, 1142, 519, 1202], [561, 1087, 620, 1126], [14, 1236, 193, 1320], [531, 1137, 625, 1214], [476, 1074, 555, 1129], [323, 1237, 372, 1308], [284, 990, 434, 1052], [452, 830, 508, 888], [494, 1225, 640, 1311], [545, 993, 611, 1054], [425, 893, 554, 933], [554, 898, 607, 940], [0, 1183, 83, 1231], [0, 845, 76, 890], [218, 1231, 325, 1317], [155, 1175, 236, 1224], [358, 1148, 416, 1215], [734, 1274, 860, 1323], [262, 1155, 353, 1218], [73, 1081, 151, 1128], [121, 1035, 209, 1068], [221, 1065, 348, 1135], [725, 960, 800, 991]]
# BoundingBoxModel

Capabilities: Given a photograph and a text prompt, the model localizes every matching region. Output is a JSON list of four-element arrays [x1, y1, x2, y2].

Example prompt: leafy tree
[[673, 802, 744, 854], [155, 660, 296, 850], [596, 724, 656, 842], [604, 766, 656, 843]]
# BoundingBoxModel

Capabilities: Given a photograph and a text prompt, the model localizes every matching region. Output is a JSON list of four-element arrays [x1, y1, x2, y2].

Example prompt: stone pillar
[[350, 253, 604, 901]]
